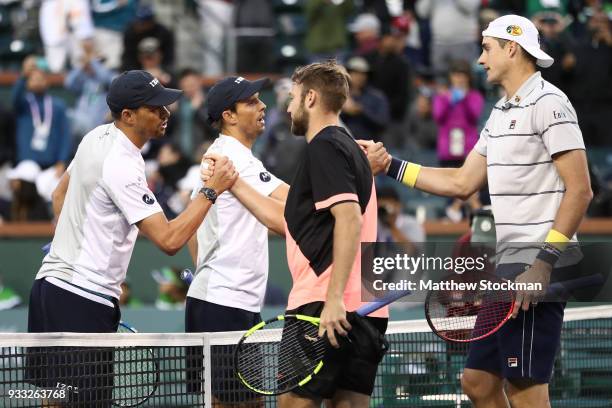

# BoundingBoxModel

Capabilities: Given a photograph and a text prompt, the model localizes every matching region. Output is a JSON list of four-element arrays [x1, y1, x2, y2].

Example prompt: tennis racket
[[112, 322, 160, 407], [233, 288, 411, 395], [425, 272, 604, 343]]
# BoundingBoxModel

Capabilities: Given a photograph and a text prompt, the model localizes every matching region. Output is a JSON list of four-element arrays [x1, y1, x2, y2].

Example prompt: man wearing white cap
[[378, 14, 592, 407]]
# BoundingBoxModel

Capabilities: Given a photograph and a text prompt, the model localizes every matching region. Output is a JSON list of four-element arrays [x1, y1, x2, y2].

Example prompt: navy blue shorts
[[466, 264, 567, 384], [26, 278, 120, 406], [185, 297, 262, 402]]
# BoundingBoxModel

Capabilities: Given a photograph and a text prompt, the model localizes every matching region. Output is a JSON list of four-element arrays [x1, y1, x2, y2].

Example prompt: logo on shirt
[[142, 194, 155, 205], [508, 357, 518, 368], [506, 25, 523, 36], [259, 172, 271, 182], [509, 120, 516, 130], [553, 110, 567, 119]]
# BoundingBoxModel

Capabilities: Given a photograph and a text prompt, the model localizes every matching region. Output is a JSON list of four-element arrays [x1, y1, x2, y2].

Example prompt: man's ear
[[221, 109, 237, 126], [122, 109, 135, 126], [305, 89, 317, 109], [507, 41, 519, 58]]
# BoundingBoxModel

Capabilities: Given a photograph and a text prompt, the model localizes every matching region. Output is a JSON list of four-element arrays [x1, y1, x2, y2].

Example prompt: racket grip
[[356, 289, 411, 316], [181, 269, 194, 285]]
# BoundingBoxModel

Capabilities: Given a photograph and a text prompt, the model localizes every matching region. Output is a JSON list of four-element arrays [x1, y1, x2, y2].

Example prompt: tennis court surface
[[1, 305, 611, 407]]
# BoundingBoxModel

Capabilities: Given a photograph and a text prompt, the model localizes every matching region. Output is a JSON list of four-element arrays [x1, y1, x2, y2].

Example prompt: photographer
[[377, 186, 425, 255]]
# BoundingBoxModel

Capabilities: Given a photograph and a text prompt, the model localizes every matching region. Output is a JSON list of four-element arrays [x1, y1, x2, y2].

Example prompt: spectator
[[172, 68, 217, 157], [12, 56, 71, 175], [38, 0, 95, 72], [405, 85, 438, 150], [7, 160, 51, 222], [365, 16, 413, 146], [416, 0, 481, 76], [0, 276, 21, 310], [534, 12, 575, 92], [341, 56, 390, 141], [64, 42, 116, 141], [304, 0, 354, 62], [152, 266, 188, 310], [121, 4, 175, 72], [137, 37, 175, 87], [234, 0, 275, 73], [198, 0, 234, 75], [91, 0, 138, 69], [564, 7, 612, 146], [376, 186, 425, 254], [432, 60, 484, 221], [348, 13, 382, 56], [0, 103, 15, 219], [150, 143, 191, 218]]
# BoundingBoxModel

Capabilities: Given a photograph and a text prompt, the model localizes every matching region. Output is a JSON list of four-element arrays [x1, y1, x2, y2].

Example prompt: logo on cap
[[506, 25, 523, 36], [149, 78, 160, 88]]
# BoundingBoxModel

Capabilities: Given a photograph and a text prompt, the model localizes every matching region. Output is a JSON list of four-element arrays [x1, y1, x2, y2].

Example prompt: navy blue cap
[[206, 76, 270, 123], [106, 70, 182, 112]]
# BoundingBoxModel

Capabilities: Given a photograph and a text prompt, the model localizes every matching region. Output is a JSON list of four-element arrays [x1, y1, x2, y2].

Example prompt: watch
[[199, 187, 217, 204]]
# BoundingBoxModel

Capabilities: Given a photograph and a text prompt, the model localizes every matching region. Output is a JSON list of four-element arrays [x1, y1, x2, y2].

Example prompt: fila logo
[[149, 78, 160, 87], [553, 110, 567, 119], [235, 76, 245, 84], [509, 120, 516, 130], [508, 357, 518, 368]]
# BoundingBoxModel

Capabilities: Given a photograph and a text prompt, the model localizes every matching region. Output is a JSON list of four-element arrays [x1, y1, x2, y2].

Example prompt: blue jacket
[[12, 77, 71, 168]]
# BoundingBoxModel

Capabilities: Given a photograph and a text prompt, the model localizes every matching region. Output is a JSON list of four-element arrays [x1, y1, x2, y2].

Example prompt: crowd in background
[[0, 0, 611, 229]]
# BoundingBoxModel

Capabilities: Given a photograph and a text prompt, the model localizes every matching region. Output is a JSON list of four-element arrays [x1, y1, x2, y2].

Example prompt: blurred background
[[0, 0, 611, 330]]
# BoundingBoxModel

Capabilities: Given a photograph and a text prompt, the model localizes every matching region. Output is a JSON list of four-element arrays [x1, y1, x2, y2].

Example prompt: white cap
[[482, 14, 554, 68], [348, 13, 380, 35], [7, 160, 41, 183]]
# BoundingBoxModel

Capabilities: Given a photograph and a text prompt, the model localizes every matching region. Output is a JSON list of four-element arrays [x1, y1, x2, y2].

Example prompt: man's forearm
[[162, 196, 213, 254], [551, 188, 593, 239], [326, 207, 362, 300], [231, 178, 285, 235]]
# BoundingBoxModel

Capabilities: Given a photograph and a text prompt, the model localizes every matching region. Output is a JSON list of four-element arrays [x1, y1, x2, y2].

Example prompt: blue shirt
[[12, 78, 71, 168]]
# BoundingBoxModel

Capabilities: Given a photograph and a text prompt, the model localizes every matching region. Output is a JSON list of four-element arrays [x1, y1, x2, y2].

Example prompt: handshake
[[199, 153, 238, 195]]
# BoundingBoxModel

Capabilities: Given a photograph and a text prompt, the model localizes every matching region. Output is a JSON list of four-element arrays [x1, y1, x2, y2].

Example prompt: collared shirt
[[188, 134, 282, 312], [474, 72, 585, 266], [37, 123, 163, 300]]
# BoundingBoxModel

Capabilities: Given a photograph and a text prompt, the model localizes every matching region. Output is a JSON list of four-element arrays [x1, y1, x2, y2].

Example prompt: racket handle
[[356, 289, 411, 316], [181, 269, 194, 285], [547, 273, 604, 294]]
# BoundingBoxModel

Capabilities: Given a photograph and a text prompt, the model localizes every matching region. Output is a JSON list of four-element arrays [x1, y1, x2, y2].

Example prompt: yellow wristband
[[545, 229, 570, 251], [401, 163, 422, 188]]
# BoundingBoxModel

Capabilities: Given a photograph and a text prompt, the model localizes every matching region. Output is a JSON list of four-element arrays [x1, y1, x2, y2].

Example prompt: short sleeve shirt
[[187, 135, 282, 312], [473, 72, 584, 266], [284, 126, 387, 317], [37, 124, 162, 298]]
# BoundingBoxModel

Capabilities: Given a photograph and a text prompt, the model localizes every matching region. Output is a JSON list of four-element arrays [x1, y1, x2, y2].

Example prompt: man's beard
[[291, 104, 309, 136]]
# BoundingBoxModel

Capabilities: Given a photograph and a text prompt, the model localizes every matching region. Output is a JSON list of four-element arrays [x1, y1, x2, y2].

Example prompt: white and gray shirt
[[189, 135, 282, 312], [474, 72, 585, 266], [37, 123, 162, 303]]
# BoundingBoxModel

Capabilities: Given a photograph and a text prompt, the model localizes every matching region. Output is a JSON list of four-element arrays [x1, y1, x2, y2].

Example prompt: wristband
[[386, 157, 421, 188], [545, 229, 570, 251], [536, 242, 562, 266]]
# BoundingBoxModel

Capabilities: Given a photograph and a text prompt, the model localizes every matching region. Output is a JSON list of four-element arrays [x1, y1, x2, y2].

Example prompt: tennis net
[[0, 305, 610, 407]]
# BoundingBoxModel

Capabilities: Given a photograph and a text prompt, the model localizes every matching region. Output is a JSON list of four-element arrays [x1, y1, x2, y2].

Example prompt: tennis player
[[215, 61, 389, 408], [379, 15, 592, 408], [26, 70, 237, 404], [184, 76, 288, 406]]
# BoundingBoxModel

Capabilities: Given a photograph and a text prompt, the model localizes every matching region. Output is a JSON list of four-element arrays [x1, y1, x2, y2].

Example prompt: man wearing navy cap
[[184, 75, 288, 405], [26, 70, 237, 405]]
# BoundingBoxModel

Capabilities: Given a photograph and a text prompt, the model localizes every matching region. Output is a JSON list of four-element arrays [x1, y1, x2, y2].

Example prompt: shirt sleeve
[[308, 138, 359, 211], [101, 159, 163, 225], [535, 94, 585, 156], [240, 158, 282, 197], [473, 125, 488, 156]]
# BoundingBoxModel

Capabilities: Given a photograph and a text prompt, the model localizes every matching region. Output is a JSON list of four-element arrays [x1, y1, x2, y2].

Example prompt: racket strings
[[112, 347, 158, 406], [236, 319, 327, 394], [428, 284, 514, 341]]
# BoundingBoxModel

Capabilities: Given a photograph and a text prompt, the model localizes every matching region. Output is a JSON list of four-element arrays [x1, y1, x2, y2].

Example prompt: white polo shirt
[[474, 72, 585, 266], [37, 123, 162, 302], [188, 134, 282, 312]]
